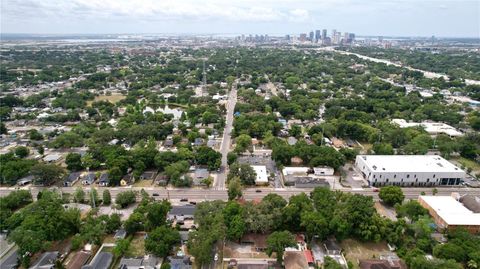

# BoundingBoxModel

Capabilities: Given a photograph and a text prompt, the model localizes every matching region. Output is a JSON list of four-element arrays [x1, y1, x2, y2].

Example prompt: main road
[[215, 81, 237, 190], [1, 186, 479, 202]]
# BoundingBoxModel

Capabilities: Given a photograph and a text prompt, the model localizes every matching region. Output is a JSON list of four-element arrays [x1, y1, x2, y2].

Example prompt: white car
[[214, 254, 219, 261]]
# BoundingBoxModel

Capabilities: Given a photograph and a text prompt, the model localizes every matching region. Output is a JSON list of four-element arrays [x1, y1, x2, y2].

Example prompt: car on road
[[152, 193, 159, 197], [189, 201, 197, 205], [180, 198, 188, 202], [255, 189, 262, 193], [372, 187, 379, 192]]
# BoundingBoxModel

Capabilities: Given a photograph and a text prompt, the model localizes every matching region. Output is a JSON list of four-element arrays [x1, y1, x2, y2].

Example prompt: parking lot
[[237, 152, 283, 188]]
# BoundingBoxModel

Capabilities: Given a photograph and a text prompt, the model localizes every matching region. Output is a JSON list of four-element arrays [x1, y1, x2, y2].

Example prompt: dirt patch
[[223, 242, 272, 259], [87, 94, 126, 106], [341, 239, 390, 268], [374, 202, 397, 221]]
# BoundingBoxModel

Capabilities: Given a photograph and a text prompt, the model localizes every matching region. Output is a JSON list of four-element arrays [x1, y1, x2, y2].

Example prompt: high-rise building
[[315, 30, 321, 42], [332, 29, 337, 39], [285, 34, 291, 41], [299, 33, 307, 42], [309, 31, 314, 41], [322, 29, 327, 40]]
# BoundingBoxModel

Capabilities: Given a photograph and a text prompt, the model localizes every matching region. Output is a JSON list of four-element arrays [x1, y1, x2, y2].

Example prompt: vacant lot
[[223, 242, 272, 259], [126, 234, 146, 257], [341, 239, 390, 269], [87, 94, 126, 106]]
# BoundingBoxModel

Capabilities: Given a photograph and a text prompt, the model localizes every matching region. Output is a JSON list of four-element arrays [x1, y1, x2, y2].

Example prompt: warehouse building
[[419, 195, 480, 234], [355, 155, 465, 187]]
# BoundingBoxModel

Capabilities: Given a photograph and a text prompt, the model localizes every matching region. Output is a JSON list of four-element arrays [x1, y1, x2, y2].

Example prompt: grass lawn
[[126, 234, 146, 257], [87, 94, 126, 106], [133, 180, 154, 187], [451, 157, 480, 174], [341, 239, 390, 269]]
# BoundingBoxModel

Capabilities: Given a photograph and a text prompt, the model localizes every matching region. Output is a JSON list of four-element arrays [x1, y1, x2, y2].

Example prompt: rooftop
[[391, 119, 463, 137], [419, 196, 480, 226], [357, 155, 465, 174], [251, 165, 268, 183]]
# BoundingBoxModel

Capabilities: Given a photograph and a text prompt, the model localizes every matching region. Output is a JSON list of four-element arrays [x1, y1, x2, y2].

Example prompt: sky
[[1, 0, 479, 37]]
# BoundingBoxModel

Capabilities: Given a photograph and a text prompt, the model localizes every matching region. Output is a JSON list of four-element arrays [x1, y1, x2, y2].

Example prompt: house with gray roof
[[29, 251, 58, 269], [81, 252, 112, 269]]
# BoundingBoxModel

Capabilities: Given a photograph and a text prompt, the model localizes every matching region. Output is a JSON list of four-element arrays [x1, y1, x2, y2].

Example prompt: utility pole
[[202, 59, 207, 96]]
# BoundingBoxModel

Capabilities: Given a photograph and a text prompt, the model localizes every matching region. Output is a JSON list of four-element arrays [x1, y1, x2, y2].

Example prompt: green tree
[[113, 238, 130, 257], [372, 142, 394, 155], [379, 186, 405, 206], [29, 129, 44, 140], [103, 190, 111, 205], [227, 163, 256, 185], [234, 134, 252, 153], [227, 177, 243, 200], [266, 231, 296, 263], [395, 200, 428, 221], [301, 211, 329, 241], [30, 163, 66, 186], [324, 256, 343, 269], [14, 146, 30, 158], [145, 226, 181, 257], [146, 201, 171, 230], [66, 153, 83, 171], [116, 191, 136, 208], [74, 187, 86, 203]]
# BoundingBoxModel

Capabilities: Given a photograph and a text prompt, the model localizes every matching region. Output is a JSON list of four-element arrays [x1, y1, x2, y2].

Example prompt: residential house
[[154, 173, 168, 186], [17, 175, 34, 186], [81, 252, 113, 269], [64, 172, 81, 187], [120, 174, 134, 186], [167, 205, 196, 222], [29, 251, 58, 269], [168, 256, 192, 269], [82, 173, 96, 185], [114, 229, 127, 240], [119, 256, 159, 269], [98, 173, 109, 187], [140, 171, 157, 181]]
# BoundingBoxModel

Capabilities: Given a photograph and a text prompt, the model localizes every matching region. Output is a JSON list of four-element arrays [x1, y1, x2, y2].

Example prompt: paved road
[[215, 81, 237, 190], [318, 47, 480, 86], [1, 186, 479, 203]]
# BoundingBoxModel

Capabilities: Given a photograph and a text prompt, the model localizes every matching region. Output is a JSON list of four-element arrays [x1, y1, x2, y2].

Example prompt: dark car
[[255, 189, 262, 193], [152, 193, 159, 197], [180, 198, 188, 202], [189, 201, 197, 205]]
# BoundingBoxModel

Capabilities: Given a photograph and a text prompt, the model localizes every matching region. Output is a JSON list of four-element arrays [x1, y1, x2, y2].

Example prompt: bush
[[116, 191, 136, 208]]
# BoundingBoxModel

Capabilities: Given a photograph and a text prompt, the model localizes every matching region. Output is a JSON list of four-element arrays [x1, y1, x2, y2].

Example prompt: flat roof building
[[418, 195, 480, 234], [355, 155, 465, 187], [391, 119, 463, 137], [251, 165, 268, 185]]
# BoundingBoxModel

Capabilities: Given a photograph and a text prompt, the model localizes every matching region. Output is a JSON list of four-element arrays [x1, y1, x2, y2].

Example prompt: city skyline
[[1, 0, 479, 38]]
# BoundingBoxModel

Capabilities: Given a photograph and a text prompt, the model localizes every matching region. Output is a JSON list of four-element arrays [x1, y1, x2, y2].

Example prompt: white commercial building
[[355, 155, 465, 187], [251, 165, 268, 185], [419, 196, 480, 234], [391, 119, 463, 137]]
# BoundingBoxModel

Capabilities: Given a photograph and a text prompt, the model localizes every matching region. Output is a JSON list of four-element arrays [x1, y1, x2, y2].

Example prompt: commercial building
[[418, 196, 480, 234], [391, 119, 463, 137], [252, 165, 268, 185], [355, 155, 465, 187]]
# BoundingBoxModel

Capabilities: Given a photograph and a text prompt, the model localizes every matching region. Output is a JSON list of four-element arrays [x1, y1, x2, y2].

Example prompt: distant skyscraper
[[322, 29, 327, 40], [315, 30, 321, 42], [332, 29, 337, 39], [309, 31, 314, 41], [285, 34, 291, 41], [299, 33, 307, 42]]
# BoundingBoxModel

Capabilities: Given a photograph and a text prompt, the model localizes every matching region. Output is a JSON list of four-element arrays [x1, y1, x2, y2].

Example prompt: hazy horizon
[[1, 0, 479, 38]]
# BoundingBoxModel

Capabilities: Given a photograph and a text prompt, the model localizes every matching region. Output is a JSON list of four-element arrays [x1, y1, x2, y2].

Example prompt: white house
[[391, 119, 463, 137], [355, 155, 465, 187], [251, 165, 268, 185]]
